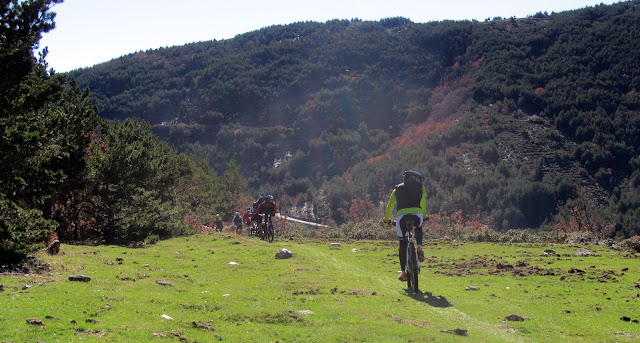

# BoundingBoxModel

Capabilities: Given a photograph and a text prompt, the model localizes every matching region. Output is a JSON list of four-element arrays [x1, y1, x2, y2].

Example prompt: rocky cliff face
[[284, 202, 316, 222]]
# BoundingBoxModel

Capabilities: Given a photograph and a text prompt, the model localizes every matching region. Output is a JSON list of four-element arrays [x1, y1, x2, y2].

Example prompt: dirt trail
[[275, 213, 330, 228], [201, 214, 330, 231], [303, 242, 524, 343]]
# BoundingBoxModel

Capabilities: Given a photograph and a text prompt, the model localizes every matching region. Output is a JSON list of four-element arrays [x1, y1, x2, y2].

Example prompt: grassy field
[[1, 233, 639, 342]]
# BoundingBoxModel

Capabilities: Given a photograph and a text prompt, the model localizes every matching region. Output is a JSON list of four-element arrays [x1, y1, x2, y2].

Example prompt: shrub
[[620, 236, 640, 253], [145, 234, 160, 245], [0, 199, 56, 265], [341, 220, 396, 240], [277, 220, 395, 240]]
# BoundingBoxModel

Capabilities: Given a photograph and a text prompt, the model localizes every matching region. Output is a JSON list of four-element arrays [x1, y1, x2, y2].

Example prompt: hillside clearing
[[1, 234, 639, 342]]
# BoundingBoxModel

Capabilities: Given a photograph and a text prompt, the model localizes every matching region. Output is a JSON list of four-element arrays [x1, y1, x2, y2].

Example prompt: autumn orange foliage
[[471, 57, 484, 68], [368, 54, 477, 163], [425, 210, 484, 238], [366, 154, 386, 163], [553, 205, 594, 235], [388, 120, 454, 152], [348, 194, 375, 222]]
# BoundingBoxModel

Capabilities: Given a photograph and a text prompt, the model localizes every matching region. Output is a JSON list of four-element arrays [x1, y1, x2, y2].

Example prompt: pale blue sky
[[39, 0, 621, 72]]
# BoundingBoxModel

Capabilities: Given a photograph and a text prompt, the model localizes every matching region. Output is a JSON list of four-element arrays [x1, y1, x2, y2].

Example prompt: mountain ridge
[[68, 1, 640, 236]]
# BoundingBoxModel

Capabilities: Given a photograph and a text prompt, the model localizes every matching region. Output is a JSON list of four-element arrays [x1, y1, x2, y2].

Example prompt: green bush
[[145, 234, 160, 245], [341, 221, 396, 240], [0, 199, 56, 265]]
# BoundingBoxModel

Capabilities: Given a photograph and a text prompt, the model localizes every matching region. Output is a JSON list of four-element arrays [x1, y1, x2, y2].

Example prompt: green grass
[[1, 234, 639, 342]]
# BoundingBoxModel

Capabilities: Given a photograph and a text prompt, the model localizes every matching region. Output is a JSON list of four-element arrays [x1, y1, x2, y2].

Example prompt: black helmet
[[403, 170, 424, 183]]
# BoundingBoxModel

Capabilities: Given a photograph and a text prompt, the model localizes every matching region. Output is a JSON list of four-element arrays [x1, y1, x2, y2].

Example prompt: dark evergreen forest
[[3, 0, 640, 265]]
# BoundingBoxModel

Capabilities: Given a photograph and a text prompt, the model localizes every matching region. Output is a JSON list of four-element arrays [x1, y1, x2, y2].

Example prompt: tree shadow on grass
[[403, 289, 453, 308]]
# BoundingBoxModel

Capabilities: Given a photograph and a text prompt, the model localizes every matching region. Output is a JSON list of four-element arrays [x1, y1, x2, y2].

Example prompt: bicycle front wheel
[[267, 224, 274, 242]]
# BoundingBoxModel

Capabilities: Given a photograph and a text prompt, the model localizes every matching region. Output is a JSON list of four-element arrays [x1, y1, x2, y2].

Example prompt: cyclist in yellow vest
[[384, 170, 427, 281]]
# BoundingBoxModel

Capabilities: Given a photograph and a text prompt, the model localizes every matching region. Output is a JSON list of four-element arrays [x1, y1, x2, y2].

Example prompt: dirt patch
[[343, 289, 378, 296], [192, 320, 214, 331], [292, 287, 379, 296], [392, 316, 434, 329], [430, 255, 562, 277], [292, 288, 320, 296], [592, 270, 622, 283], [75, 329, 105, 337], [428, 253, 629, 282], [331, 287, 378, 296], [220, 310, 305, 324], [0, 257, 50, 274]]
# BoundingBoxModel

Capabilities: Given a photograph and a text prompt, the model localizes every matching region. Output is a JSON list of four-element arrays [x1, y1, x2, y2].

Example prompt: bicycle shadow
[[403, 289, 453, 308]]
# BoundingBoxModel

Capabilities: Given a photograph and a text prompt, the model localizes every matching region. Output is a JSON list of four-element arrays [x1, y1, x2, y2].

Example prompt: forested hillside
[[69, 17, 473, 184], [66, 1, 640, 238]]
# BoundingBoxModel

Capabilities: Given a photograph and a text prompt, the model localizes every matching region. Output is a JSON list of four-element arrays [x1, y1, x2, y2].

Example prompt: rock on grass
[[26, 318, 44, 326], [505, 314, 529, 321], [192, 320, 214, 331], [441, 328, 468, 336], [68, 275, 91, 282], [276, 248, 294, 259], [576, 249, 597, 256]]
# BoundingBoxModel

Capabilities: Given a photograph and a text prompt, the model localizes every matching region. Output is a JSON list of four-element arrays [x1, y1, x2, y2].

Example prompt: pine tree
[[1, 0, 98, 264], [83, 119, 189, 243]]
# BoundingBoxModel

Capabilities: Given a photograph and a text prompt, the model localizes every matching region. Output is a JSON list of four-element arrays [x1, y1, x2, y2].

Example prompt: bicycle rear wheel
[[407, 242, 419, 293]]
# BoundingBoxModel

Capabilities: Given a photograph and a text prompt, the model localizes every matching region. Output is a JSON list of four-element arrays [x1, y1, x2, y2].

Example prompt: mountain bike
[[264, 213, 274, 243], [390, 215, 421, 293]]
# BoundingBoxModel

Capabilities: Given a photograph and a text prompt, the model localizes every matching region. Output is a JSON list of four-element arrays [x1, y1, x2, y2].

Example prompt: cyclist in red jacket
[[256, 192, 277, 227]]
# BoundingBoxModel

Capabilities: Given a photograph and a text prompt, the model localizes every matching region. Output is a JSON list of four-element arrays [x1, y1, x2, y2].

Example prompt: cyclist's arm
[[384, 189, 397, 222], [421, 185, 428, 218]]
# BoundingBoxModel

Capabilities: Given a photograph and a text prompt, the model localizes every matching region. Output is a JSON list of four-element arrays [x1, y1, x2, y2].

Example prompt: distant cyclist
[[243, 207, 252, 234], [384, 170, 428, 282], [254, 193, 265, 212], [233, 211, 243, 235], [215, 213, 223, 232]]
